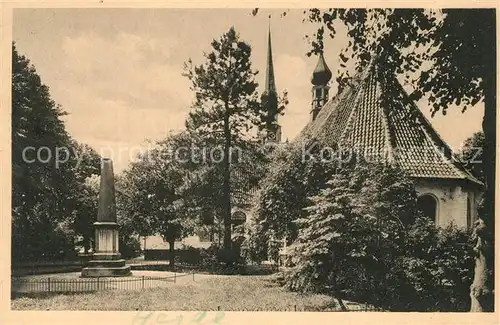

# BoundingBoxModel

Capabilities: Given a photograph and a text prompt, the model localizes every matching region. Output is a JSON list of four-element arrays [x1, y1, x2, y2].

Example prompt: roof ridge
[[293, 69, 362, 143], [338, 75, 366, 146], [323, 63, 369, 109], [393, 80, 483, 185], [376, 74, 395, 164]]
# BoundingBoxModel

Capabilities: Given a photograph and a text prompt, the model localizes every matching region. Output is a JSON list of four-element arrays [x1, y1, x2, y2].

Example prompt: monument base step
[[81, 265, 132, 277], [91, 252, 122, 260], [87, 259, 127, 268]]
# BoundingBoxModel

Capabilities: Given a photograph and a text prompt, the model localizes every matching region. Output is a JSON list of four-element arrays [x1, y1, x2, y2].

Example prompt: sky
[[13, 8, 484, 172]]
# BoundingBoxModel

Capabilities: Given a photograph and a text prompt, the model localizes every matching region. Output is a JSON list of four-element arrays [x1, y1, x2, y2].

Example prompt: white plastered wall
[[415, 179, 482, 229]]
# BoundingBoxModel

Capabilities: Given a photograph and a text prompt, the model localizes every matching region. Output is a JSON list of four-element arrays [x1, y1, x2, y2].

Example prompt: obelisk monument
[[81, 158, 131, 277]]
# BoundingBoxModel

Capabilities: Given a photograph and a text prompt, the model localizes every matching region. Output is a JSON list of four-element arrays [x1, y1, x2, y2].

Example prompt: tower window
[[467, 196, 473, 229], [417, 194, 438, 223]]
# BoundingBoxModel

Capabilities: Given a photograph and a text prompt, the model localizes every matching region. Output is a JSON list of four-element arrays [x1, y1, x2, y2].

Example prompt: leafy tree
[[118, 132, 198, 267], [286, 161, 415, 307], [70, 144, 101, 254], [11, 43, 82, 261], [241, 220, 268, 264], [302, 8, 495, 311], [456, 131, 484, 183], [250, 139, 335, 246], [12, 43, 108, 262], [183, 27, 285, 250], [73, 174, 99, 254]]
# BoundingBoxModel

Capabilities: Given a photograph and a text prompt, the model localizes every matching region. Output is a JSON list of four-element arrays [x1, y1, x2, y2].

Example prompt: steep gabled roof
[[296, 63, 482, 185]]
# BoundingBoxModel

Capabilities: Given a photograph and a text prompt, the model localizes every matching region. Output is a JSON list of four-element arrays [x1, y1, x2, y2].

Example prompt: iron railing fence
[[126, 260, 169, 265], [11, 272, 196, 294]]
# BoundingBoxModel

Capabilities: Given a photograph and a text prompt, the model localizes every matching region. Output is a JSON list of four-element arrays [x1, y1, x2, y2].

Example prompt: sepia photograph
[[7, 6, 496, 316]]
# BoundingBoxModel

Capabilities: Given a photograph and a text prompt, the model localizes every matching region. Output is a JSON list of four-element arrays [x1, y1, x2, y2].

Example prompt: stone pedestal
[[81, 158, 131, 277], [81, 222, 131, 277]]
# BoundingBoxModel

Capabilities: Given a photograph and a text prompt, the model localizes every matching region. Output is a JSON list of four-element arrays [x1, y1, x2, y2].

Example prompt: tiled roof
[[296, 63, 482, 185]]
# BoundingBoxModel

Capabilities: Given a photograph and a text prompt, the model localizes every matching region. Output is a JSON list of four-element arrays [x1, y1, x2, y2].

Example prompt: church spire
[[264, 19, 276, 95], [261, 18, 281, 144]]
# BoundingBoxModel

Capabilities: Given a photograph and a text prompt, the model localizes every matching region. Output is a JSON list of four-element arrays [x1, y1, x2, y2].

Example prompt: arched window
[[417, 194, 438, 223], [315, 88, 322, 98], [231, 211, 247, 226]]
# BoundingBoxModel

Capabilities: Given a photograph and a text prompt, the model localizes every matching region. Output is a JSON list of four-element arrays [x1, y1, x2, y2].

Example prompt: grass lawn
[[12, 275, 340, 311]]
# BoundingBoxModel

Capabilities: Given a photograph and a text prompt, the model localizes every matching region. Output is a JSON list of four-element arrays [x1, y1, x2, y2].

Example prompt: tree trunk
[[470, 218, 493, 311], [84, 235, 90, 255], [470, 59, 495, 311], [168, 237, 175, 270], [222, 109, 232, 251], [218, 220, 222, 246], [331, 251, 347, 311]]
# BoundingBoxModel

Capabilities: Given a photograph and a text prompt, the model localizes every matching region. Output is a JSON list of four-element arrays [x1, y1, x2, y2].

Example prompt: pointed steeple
[[264, 19, 276, 95], [260, 18, 281, 144]]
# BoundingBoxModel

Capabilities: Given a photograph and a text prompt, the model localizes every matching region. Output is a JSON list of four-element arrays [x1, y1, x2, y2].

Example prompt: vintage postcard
[[1, 2, 499, 325]]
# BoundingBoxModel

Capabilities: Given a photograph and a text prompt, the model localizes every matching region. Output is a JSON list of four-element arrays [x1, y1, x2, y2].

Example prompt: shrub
[[395, 219, 474, 311], [286, 162, 414, 296], [177, 246, 203, 265], [12, 220, 79, 263], [199, 245, 219, 268], [286, 214, 474, 311], [119, 234, 141, 259], [198, 242, 246, 274], [283, 157, 474, 311], [241, 221, 269, 264]]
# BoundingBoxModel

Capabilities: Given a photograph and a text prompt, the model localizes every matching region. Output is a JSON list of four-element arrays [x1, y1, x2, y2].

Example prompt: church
[[266, 30, 483, 230], [143, 26, 483, 252]]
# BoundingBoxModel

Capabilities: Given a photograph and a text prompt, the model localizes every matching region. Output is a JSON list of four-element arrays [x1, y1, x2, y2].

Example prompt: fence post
[[142, 276, 145, 289], [174, 272, 176, 283], [365, 302, 368, 312], [47, 277, 51, 293], [294, 305, 297, 312], [192, 272, 195, 281], [97, 277, 100, 290]]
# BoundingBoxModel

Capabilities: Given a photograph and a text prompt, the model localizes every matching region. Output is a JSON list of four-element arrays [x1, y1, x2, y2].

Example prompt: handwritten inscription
[[132, 311, 225, 325]]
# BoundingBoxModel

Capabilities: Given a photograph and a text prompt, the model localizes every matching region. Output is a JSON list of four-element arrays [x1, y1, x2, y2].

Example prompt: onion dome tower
[[310, 53, 332, 121]]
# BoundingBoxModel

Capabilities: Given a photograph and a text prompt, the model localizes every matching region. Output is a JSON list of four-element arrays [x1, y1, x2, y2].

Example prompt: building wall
[[141, 208, 250, 251], [141, 235, 212, 250], [415, 179, 482, 229]]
